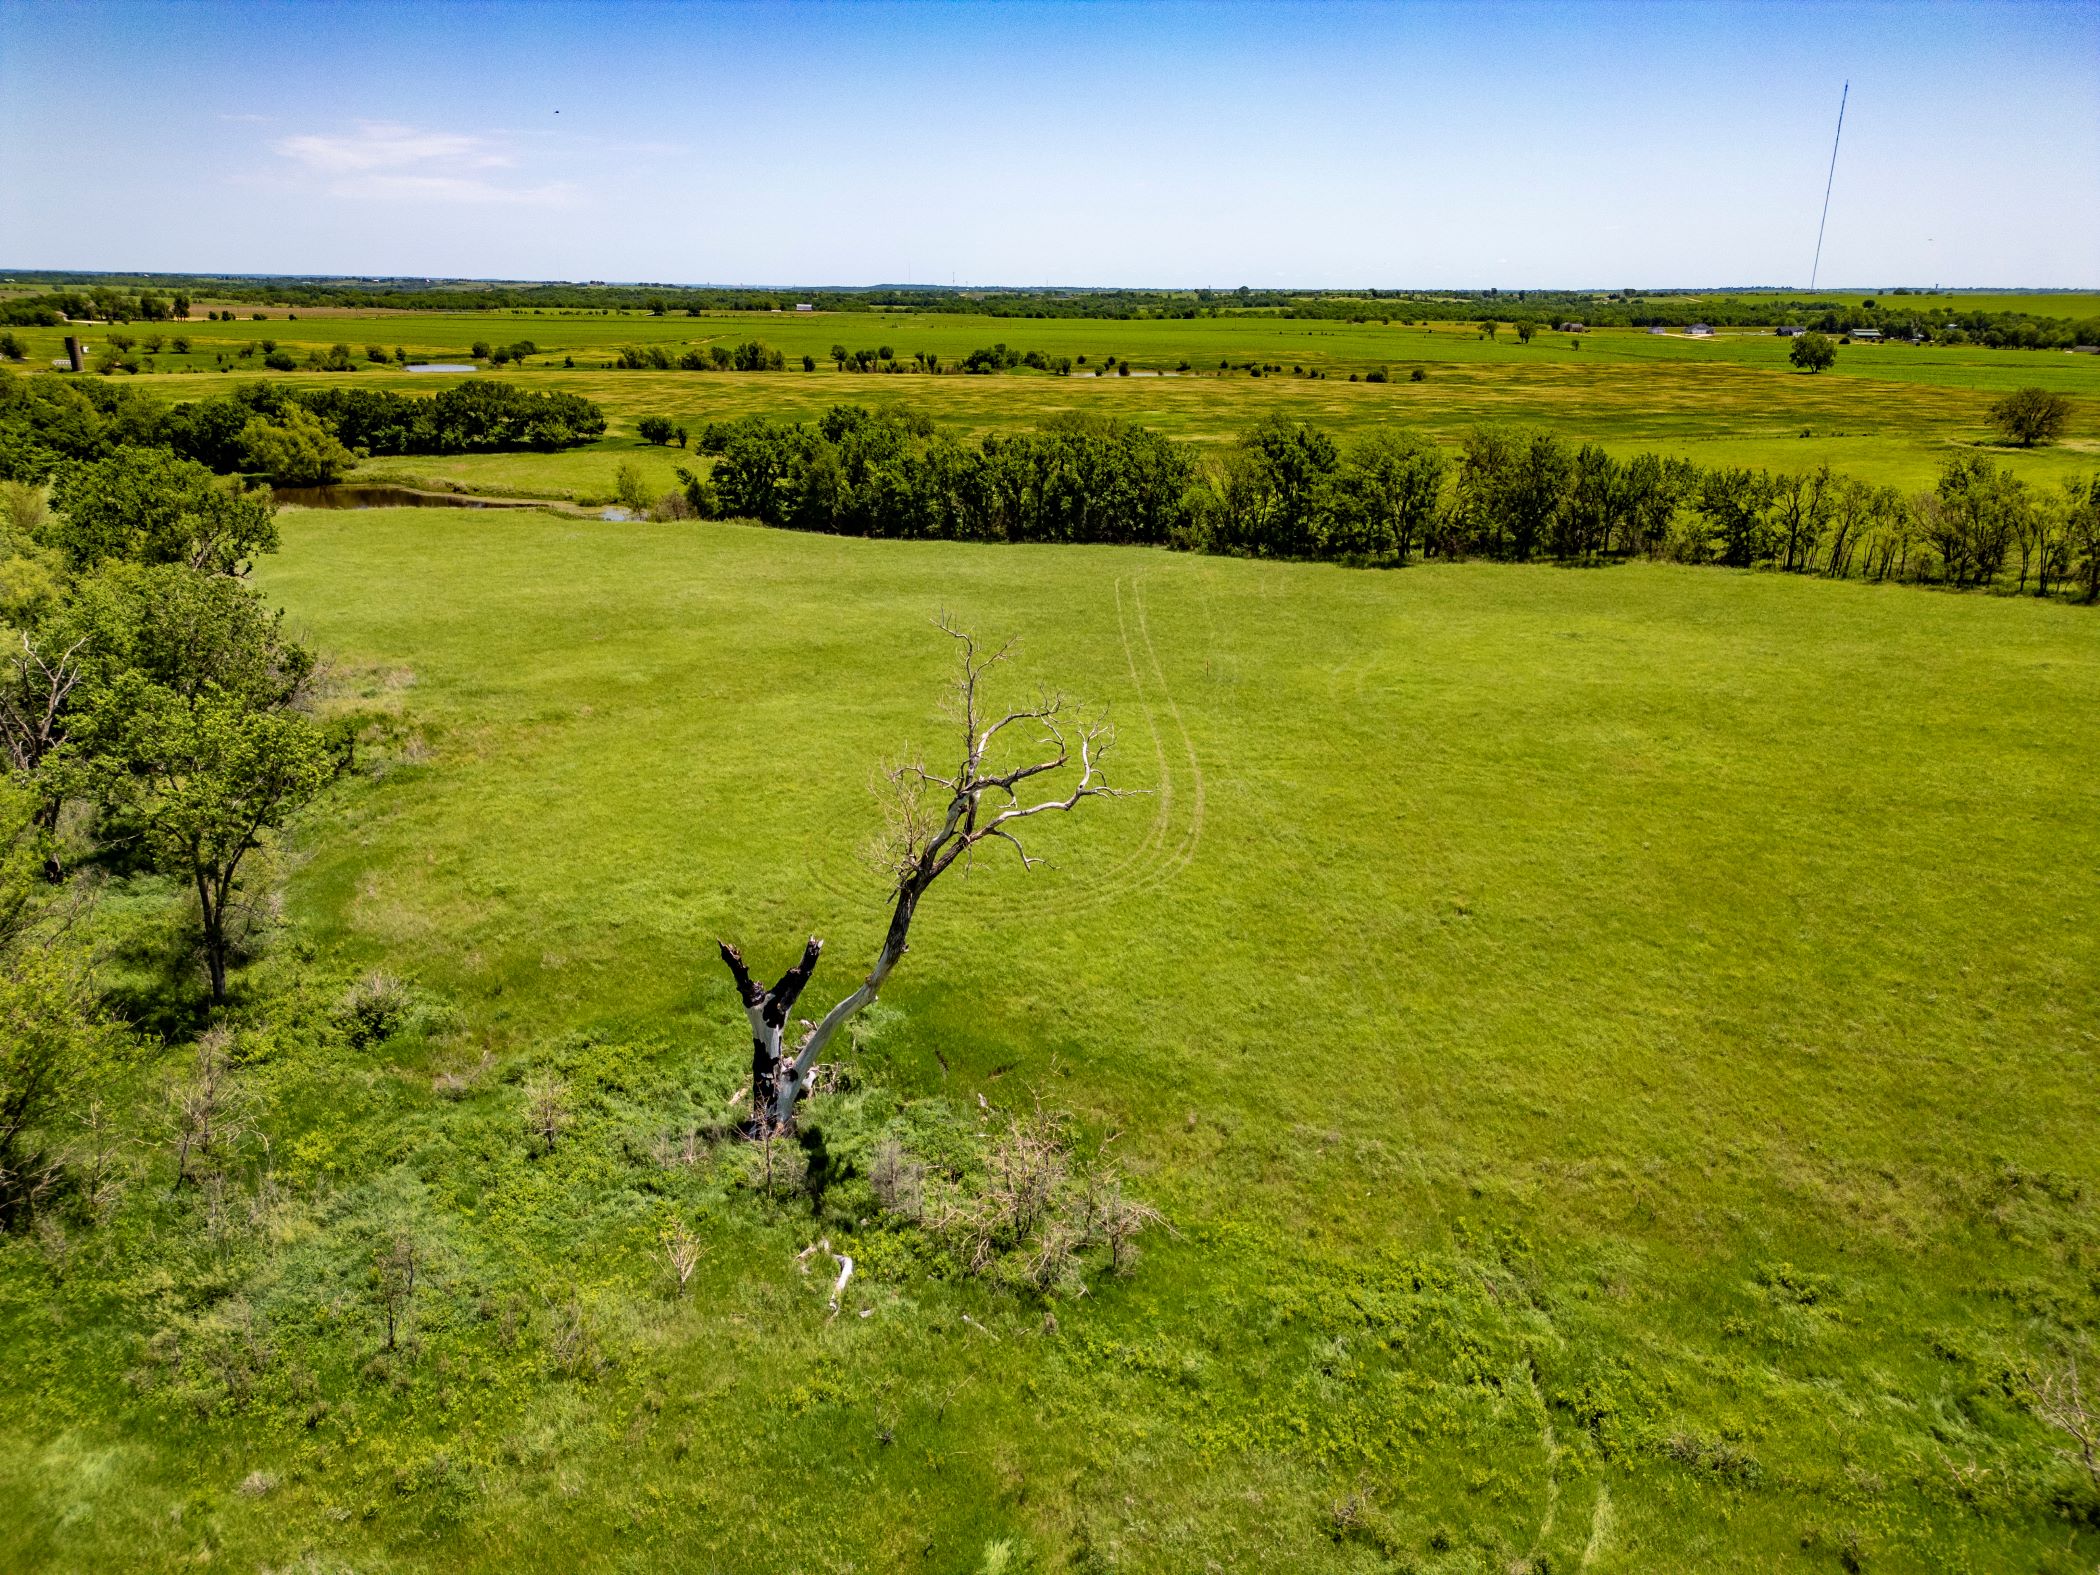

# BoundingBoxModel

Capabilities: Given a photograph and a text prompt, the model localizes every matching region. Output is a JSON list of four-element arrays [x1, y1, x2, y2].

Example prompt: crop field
[[4, 508, 2093, 1573]]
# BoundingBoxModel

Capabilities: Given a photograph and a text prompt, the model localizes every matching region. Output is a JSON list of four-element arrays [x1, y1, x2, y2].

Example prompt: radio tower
[[1809, 82, 1849, 291]]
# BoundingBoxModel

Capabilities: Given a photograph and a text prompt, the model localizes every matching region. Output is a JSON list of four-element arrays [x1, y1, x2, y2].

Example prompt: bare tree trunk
[[197, 869, 228, 1005], [716, 620, 1125, 1135]]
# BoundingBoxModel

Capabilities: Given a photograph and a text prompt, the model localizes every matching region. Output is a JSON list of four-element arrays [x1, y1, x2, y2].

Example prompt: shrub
[[241, 405, 355, 484], [336, 970, 418, 1048]]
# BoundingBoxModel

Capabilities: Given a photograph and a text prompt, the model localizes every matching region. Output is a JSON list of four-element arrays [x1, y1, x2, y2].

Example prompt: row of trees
[[0, 372, 607, 486], [674, 404, 2100, 600], [6, 274, 2096, 345], [686, 407, 1193, 545], [615, 340, 788, 372], [0, 287, 193, 326]]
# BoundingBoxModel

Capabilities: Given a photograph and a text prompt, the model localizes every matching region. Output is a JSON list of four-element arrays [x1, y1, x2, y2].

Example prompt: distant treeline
[[6, 275, 2094, 346], [0, 371, 605, 480], [1257, 293, 2100, 348], [610, 341, 1088, 375], [678, 405, 2100, 601]]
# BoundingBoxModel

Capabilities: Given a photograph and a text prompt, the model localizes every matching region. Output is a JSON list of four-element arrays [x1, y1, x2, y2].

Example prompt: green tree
[[1989, 386, 2072, 448], [1789, 332, 1838, 373], [613, 461, 654, 516], [240, 405, 356, 485], [1325, 430, 1447, 562], [48, 449, 279, 575], [1514, 319, 1537, 345], [1927, 455, 2024, 586], [80, 670, 339, 1002], [1696, 467, 1777, 568], [2062, 478, 2100, 603], [637, 416, 675, 446], [1210, 419, 1340, 558]]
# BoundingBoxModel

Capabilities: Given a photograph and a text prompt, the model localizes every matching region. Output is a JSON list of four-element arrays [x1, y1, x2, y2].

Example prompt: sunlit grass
[[7, 512, 2086, 1571]]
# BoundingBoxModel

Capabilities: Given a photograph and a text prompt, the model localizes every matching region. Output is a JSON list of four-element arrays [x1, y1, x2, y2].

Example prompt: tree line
[[615, 340, 788, 372], [0, 372, 607, 487], [8, 274, 2094, 348], [674, 405, 2100, 601]]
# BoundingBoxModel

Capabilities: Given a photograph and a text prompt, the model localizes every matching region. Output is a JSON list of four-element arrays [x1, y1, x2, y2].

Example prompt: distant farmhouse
[[1852, 328, 1883, 342], [1558, 321, 1587, 333], [1776, 325, 1808, 337], [1685, 323, 1714, 338]]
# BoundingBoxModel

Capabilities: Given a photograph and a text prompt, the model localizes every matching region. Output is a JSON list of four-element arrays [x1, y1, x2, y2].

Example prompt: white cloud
[[271, 121, 572, 205]]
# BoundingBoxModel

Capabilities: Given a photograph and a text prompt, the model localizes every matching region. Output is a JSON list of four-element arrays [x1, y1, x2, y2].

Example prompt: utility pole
[[1810, 82, 1849, 291]]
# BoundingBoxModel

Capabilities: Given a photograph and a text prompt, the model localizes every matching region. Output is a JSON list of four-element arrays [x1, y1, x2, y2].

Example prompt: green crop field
[[5, 508, 2093, 1573]]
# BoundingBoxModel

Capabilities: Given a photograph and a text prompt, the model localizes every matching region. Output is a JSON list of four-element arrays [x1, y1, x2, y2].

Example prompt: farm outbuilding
[[1685, 323, 1714, 337]]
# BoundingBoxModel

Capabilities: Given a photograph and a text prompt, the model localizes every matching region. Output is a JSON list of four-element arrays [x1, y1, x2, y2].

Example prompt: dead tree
[[719, 619, 1124, 1134], [2034, 1355, 2100, 1495]]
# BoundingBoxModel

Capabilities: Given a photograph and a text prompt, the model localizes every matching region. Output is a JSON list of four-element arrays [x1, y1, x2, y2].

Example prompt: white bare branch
[[723, 620, 1137, 1130]]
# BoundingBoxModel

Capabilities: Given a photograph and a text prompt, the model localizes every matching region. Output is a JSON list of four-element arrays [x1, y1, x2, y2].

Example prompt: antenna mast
[[1809, 82, 1849, 291]]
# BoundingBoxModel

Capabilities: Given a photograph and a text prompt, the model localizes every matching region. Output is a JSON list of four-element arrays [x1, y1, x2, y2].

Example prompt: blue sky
[[2, 0, 2093, 288]]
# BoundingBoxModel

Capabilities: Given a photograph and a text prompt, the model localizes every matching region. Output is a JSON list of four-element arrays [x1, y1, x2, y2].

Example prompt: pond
[[403, 363, 478, 374], [270, 484, 535, 510]]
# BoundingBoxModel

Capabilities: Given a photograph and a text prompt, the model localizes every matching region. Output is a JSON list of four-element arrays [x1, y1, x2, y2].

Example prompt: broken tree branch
[[718, 618, 1132, 1131]]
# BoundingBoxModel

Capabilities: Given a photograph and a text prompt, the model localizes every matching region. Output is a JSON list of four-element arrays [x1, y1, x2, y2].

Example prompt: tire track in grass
[[1115, 573, 1205, 900], [1580, 1482, 1614, 1570], [797, 572, 1197, 918], [1525, 1359, 1563, 1564], [997, 570, 1200, 915]]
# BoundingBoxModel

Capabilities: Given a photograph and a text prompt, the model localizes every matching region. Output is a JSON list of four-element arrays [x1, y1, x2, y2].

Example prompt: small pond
[[403, 363, 478, 374], [271, 484, 534, 510]]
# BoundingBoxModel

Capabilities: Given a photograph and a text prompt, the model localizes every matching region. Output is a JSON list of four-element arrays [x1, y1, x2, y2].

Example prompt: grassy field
[[14, 306, 2094, 504], [4, 509, 2093, 1572]]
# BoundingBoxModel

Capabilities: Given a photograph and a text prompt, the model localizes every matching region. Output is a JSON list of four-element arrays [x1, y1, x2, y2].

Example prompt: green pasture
[[1677, 290, 2100, 322], [5, 512, 2093, 1572], [13, 305, 2095, 502], [325, 353, 2094, 500], [19, 304, 2100, 388]]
